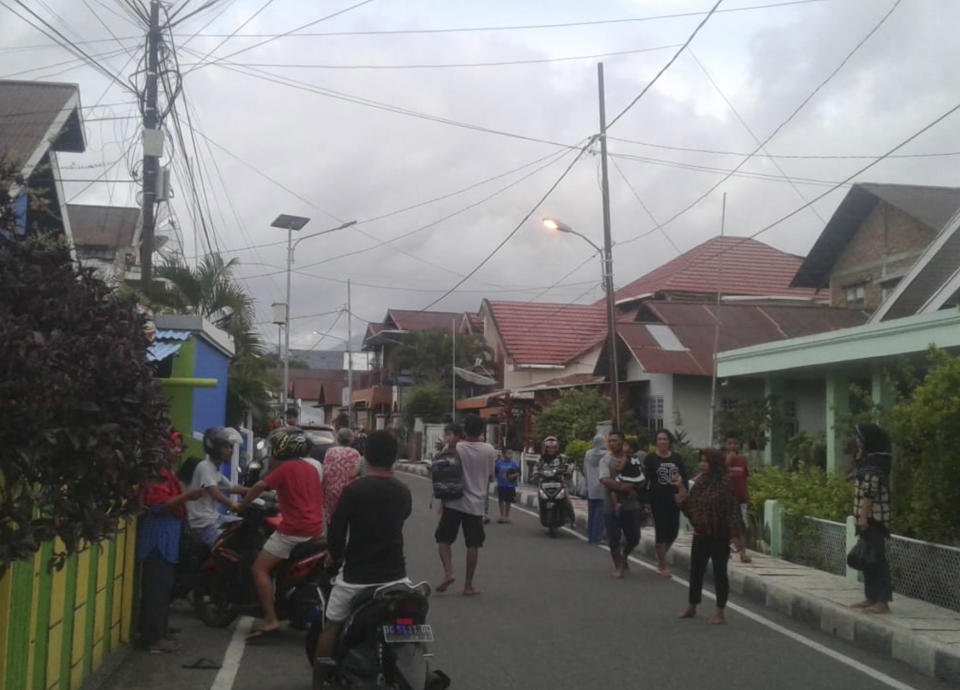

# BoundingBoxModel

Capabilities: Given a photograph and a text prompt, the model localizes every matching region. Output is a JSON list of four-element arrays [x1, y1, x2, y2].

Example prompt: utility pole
[[451, 318, 457, 422], [708, 193, 727, 443], [346, 279, 353, 428], [598, 62, 621, 428], [140, 0, 161, 298]]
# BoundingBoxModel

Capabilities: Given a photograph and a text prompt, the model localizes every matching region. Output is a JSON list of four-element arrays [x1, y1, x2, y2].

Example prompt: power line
[[618, 0, 902, 247], [610, 157, 682, 255], [606, 0, 723, 130], [182, 43, 682, 71], [186, 0, 276, 70], [420, 139, 595, 311]]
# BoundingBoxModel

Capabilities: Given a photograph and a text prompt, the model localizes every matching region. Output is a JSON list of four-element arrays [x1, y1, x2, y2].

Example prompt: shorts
[[435, 507, 485, 548], [325, 577, 411, 623], [497, 486, 516, 503], [262, 531, 314, 559], [651, 500, 680, 546]]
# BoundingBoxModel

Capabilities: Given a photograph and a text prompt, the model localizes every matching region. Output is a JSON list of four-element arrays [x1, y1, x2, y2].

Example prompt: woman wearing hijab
[[852, 422, 893, 614], [137, 432, 201, 653], [674, 448, 741, 624]]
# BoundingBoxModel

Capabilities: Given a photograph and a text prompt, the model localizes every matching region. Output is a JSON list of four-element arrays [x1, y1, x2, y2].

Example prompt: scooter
[[536, 458, 571, 538], [193, 497, 329, 629], [304, 580, 450, 689]]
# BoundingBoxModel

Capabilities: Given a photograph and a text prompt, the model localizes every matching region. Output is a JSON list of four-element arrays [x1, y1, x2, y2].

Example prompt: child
[[495, 448, 521, 524], [613, 438, 648, 517]]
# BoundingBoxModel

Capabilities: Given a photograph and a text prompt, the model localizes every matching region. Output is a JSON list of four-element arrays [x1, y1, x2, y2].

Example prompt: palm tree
[[152, 254, 277, 425], [389, 330, 494, 385]]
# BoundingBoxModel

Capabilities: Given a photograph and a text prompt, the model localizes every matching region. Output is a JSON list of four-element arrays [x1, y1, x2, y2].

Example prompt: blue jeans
[[587, 499, 605, 543]]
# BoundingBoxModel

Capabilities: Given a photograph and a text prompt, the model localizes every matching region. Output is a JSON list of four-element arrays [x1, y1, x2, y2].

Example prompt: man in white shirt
[[435, 414, 495, 596], [188, 427, 249, 548]]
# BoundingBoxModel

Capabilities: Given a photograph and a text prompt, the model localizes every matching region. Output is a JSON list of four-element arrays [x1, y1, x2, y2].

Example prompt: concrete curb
[[396, 462, 960, 684]]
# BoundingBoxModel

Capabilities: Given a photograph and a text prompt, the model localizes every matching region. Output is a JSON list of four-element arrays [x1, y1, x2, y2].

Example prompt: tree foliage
[[403, 382, 451, 428], [533, 389, 641, 451], [748, 464, 854, 522], [389, 330, 493, 385], [0, 199, 168, 571]]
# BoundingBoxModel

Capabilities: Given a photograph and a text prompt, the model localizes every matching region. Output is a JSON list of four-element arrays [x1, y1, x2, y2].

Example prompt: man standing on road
[[313, 431, 412, 688], [436, 413, 495, 596], [599, 430, 641, 578], [583, 431, 608, 544]]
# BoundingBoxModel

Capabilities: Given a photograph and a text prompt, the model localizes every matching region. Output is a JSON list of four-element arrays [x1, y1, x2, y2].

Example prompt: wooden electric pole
[[140, 0, 161, 298]]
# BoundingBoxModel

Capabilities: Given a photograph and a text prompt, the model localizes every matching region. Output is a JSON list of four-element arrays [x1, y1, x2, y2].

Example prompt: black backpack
[[431, 447, 464, 500]]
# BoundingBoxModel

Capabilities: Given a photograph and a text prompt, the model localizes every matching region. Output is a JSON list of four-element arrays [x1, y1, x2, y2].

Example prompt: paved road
[[103, 473, 951, 689]]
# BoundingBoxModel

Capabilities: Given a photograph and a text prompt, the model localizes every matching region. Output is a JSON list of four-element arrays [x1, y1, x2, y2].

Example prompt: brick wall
[[829, 201, 935, 310]]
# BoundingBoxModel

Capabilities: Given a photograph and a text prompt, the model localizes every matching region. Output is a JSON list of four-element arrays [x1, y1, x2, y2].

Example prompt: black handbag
[[846, 535, 879, 571]]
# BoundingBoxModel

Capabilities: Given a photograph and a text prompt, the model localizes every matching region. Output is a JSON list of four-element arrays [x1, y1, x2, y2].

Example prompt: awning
[[147, 342, 182, 362], [453, 367, 498, 386]]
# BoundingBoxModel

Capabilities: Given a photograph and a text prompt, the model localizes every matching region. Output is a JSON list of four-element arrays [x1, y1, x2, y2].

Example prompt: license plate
[[540, 482, 562, 489], [382, 624, 434, 643]]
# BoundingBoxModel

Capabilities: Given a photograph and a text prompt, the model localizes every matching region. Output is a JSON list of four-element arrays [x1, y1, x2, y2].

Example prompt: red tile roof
[[484, 300, 607, 366], [613, 236, 821, 303], [467, 312, 483, 333], [386, 309, 462, 332], [619, 302, 868, 376]]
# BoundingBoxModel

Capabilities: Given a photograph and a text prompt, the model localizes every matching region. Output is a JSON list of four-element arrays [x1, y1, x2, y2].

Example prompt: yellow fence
[[0, 518, 137, 690]]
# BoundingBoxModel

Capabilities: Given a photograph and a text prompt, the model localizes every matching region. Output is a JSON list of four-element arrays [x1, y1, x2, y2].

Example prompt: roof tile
[[486, 300, 607, 366]]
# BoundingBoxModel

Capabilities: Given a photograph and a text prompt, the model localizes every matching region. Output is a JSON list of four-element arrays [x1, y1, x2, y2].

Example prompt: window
[[647, 395, 665, 433], [784, 400, 799, 437], [844, 283, 867, 306]]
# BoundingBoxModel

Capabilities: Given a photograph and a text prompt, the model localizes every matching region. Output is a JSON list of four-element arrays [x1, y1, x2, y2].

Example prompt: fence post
[[844, 515, 859, 582], [764, 499, 783, 559]]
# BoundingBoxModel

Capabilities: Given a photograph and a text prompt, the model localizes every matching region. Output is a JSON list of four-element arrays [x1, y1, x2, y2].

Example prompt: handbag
[[846, 535, 880, 571]]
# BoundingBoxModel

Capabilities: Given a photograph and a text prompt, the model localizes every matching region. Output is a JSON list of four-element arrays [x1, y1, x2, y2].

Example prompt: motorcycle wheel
[[548, 525, 557, 538], [391, 643, 427, 690], [194, 570, 239, 628], [304, 619, 321, 666]]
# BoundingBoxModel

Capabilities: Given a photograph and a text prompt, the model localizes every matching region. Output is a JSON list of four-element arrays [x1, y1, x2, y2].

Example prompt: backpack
[[431, 447, 464, 500]]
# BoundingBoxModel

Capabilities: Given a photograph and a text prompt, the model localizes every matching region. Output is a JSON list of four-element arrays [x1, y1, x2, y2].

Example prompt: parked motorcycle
[[536, 458, 571, 538], [193, 497, 329, 629], [304, 580, 449, 689]]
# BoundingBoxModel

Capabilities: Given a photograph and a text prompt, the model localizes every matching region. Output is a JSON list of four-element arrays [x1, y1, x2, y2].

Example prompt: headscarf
[[855, 422, 892, 482], [141, 467, 186, 519], [685, 448, 740, 539]]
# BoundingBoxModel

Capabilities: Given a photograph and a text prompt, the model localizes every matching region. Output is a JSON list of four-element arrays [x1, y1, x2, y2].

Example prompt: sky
[[3, 0, 960, 351]]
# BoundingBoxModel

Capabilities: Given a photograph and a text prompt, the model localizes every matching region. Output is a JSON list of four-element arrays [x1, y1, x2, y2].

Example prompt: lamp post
[[271, 214, 357, 415], [543, 217, 620, 427]]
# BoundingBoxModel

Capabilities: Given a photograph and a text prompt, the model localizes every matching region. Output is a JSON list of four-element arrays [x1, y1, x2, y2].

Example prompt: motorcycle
[[536, 458, 571, 538], [193, 497, 329, 629], [304, 580, 449, 689]]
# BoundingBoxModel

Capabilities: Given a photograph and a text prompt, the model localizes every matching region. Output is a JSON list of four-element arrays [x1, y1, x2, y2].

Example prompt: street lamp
[[271, 214, 357, 415], [542, 217, 621, 427]]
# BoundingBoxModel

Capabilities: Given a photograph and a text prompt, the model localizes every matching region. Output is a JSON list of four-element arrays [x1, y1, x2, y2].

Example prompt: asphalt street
[[102, 473, 952, 690]]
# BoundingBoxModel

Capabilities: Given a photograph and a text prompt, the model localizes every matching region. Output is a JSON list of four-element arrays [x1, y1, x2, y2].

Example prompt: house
[[67, 203, 140, 282], [717, 184, 960, 471], [151, 314, 234, 460], [790, 183, 960, 310], [1, 79, 85, 242]]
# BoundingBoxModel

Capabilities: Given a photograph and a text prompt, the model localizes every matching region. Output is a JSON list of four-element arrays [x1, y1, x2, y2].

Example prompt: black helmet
[[270, 426, 310, 461], [203, 427, 235, 455]]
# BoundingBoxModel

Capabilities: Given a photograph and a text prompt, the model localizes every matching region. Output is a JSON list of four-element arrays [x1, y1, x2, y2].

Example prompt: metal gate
[[422, 423, 446, 461]]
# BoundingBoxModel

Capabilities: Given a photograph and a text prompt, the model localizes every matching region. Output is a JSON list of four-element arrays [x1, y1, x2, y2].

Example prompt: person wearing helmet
[[540, 437, 576, 527], [237, 426, 325, 639], [187, 427, 250, 548]]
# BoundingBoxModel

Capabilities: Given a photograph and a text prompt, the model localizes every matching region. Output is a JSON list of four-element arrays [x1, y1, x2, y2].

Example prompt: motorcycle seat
[[374, 580, 431, 599], [288, 537, 327, 562]]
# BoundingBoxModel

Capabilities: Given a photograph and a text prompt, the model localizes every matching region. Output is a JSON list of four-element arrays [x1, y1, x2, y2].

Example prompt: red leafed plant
[[0, 169, 169, 573]]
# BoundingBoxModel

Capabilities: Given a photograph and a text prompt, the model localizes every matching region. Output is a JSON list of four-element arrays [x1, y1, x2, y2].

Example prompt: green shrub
[[402, 382, 450, 428], [564, 439, 592, 472], [749, 463, 853, 522]]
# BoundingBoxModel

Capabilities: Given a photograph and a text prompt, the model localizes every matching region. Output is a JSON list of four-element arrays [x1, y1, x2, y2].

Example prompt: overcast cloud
[[3, 0, 960, 350]]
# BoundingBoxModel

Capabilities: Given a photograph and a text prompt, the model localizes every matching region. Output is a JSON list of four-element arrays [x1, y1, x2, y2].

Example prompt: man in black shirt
[[313, 430, 412, 688]]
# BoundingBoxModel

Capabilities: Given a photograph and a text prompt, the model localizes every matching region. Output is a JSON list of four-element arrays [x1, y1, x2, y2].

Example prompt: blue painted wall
[[191, 337, 229, 439]]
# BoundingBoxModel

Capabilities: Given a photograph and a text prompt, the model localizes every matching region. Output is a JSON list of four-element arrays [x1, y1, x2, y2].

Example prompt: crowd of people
[[133, 413, 894, 657]]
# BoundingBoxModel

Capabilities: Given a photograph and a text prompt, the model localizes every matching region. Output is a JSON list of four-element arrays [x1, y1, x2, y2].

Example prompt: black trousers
[[688, 535, 730, 608], [139, 552, 175, 646], [862, 523, 893, 604]]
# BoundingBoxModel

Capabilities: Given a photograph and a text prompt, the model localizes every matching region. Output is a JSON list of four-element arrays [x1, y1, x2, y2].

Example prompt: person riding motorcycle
[[237, 427, 325, 640], [538, 437, 576, 526], [187, 427, 249, 548]]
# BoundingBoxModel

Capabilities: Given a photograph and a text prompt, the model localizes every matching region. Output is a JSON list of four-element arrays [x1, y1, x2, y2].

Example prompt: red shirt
[[726, 455, 749, 503], [264, 458, 324, 537]]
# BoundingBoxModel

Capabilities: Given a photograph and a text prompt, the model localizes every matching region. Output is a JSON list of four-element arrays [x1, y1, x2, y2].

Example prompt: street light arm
[[292, 220, 358, 250], [567, 228, 603, 255]]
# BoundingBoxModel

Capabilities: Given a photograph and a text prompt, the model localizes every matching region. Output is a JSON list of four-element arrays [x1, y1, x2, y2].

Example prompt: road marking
[[404, 472, 916, 690], [210, 615, 253, 690]]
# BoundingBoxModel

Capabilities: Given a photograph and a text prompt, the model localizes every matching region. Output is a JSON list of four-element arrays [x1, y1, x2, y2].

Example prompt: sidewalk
[[397, 461, 960, 685]]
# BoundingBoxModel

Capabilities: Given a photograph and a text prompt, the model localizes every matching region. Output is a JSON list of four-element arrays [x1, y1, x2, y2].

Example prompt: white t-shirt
[[187, 458, 233, 529], [443, 440, 496, 516]]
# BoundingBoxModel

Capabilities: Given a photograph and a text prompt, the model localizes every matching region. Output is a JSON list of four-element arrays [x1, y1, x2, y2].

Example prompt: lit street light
[[272, 214, 357, 416], [542, 217, 620, 426]]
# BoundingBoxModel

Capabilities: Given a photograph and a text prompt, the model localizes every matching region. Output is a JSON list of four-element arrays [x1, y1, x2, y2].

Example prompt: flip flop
[[182, 658, 222, 670], [245, 628, 282, 643]]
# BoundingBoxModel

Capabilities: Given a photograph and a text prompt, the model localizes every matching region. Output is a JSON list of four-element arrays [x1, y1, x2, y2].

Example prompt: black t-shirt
[[328, 475, 412, 584], [643, 453, 688, 503]]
